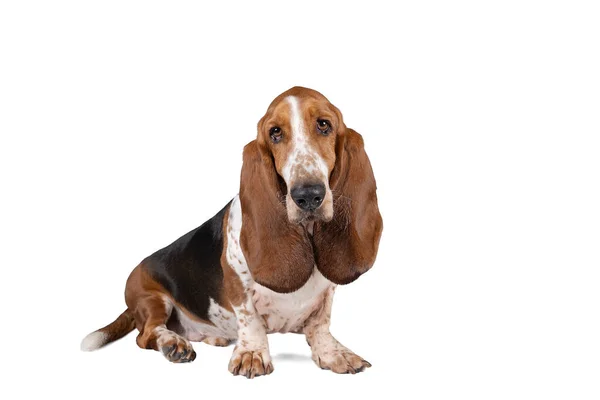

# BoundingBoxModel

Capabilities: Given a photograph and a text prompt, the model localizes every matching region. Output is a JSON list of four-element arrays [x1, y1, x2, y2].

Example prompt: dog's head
[[255, 87, 341, 223], [239, 87, 382, 293]]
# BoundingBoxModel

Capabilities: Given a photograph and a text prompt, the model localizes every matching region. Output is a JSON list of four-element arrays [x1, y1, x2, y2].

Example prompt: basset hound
[[81, 86, 383, 378]]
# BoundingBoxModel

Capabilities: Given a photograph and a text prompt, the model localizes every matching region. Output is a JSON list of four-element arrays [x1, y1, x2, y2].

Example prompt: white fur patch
[[281, 96, 329, 185], [226, 196, 252, 286], [253, 268, 334, 333], [80, 331, 108, 351], [154, 326, 185, 349], [225, 196, 270, 351], [175, 298, 238, 341]]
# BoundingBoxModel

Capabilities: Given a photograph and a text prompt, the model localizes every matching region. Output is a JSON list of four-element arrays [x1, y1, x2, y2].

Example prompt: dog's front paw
[[313, 347, 371, 374], [228, 347, 274, 379]]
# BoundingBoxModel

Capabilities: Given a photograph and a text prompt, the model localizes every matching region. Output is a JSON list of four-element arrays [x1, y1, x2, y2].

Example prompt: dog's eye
[[270, 127, 283, 143], [317, 119, 331, 135]]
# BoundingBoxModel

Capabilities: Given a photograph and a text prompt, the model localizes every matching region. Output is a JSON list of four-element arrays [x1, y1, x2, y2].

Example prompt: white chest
[[225, 195, 335, 334], [252, 268, 335, 333]]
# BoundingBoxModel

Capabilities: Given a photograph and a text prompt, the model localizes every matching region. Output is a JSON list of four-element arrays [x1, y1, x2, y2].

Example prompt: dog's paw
[[313, 348, 371, 374], [228, 347, 274, 379], [157, 332, 196, 363]]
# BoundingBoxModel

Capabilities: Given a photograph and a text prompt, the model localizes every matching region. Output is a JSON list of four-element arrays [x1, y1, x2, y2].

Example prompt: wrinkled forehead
[[266, 100, 292, 125], [263, 95, 336, 127]]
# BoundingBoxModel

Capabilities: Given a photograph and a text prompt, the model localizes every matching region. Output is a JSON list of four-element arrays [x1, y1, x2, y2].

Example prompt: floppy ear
[[313, 129, 383, 284], [238, 140, 315, 293]]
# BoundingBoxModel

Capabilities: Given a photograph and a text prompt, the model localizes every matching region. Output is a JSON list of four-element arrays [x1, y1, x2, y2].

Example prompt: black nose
[[290, 184, 326, 211]]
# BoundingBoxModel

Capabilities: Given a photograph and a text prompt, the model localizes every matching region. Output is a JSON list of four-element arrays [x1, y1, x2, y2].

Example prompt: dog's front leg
[[228, 292, 273, 379], [303, 286, 372, 374]]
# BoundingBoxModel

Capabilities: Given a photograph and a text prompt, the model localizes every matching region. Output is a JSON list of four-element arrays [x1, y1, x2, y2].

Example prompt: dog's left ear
[[239, 140, 315, 293], [313, 128, 383, 284]]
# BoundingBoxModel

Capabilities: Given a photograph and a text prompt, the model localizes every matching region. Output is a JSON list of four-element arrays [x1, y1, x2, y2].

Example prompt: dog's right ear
[[238, 140, 314, 293], [313, 129, 383, 285]]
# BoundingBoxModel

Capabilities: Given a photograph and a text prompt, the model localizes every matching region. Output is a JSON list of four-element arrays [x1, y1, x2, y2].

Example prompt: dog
[[81, 86, 383, 378]]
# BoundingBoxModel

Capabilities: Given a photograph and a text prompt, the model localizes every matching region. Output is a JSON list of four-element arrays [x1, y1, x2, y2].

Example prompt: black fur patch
[[143, 201, 231, 321]]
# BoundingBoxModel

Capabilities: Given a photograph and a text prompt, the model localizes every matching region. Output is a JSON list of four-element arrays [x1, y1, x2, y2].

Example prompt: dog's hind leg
[[135, 296, 196, 363], [125, 265, 196, 363]]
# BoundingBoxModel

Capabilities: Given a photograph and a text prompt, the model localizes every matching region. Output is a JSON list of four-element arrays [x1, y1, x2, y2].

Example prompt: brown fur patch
[[203, 337, 233, 347], [313, 129, 383, 284], [239, 140, 315, 293]]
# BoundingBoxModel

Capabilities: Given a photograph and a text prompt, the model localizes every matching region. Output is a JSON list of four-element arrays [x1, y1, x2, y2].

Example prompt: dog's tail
[[80, 309, 136, 351]]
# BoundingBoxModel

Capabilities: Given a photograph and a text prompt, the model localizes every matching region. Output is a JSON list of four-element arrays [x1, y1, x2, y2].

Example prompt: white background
[[1, 1, 599, 399]]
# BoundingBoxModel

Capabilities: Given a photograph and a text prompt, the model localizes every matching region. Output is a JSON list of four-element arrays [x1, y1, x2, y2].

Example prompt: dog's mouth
[[292, 213, 330, 225], [303, 213, 318, 222], [286, 198, 334, 225], [296, 211, 320, 224]]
